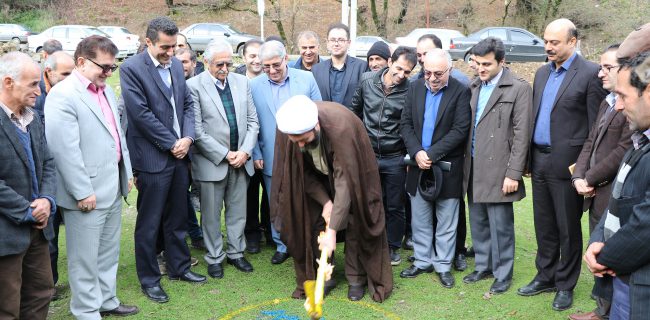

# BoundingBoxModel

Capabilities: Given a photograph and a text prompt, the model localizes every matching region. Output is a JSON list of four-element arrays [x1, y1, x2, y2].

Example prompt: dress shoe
[[347, 285, 365, 301], [552, 290, 573, 311], [489, 279, 512, 294], [169, 270, 207, 283], [399, 265, 434, 278], [466, 246, 475, 257], [324, 279, 337, 297], [568, 311, 600, 320], [389, 247, 401, 266], [437, 272, 455, 288], [227, 257, 254, 272], [453, 253, 467, 271], [100, 304, 139, 317], [141, 286, 169, 303], [402, 236, 414, 250], [246, 241, 261, 254], [207, 263, 224, 279], [190, 238, 206, 250], [517, 280, 557, 296], [407, 255, 415, 263], [462, 270, 493, 284], [271, 251, 290, 264]]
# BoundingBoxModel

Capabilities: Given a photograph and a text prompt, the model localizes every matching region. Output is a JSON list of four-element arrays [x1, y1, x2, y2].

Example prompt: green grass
[[0, 9, 58, 33], [47, 168, 600, 320]]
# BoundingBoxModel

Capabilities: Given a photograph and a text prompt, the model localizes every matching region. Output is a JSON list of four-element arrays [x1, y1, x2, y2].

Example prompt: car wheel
[[464, 52, 472, 63], [237, 44, 244, 57], [36, 47, 43, 53], [11, 37, 20, 44]]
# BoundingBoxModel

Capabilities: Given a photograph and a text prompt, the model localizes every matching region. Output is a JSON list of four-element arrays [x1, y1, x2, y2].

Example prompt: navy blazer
[[312, 55, 368, 109], [120, 52, 195, 173], [0, 109, 55, 256]]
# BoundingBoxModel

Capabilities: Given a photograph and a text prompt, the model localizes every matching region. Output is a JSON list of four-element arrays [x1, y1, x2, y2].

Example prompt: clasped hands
[[574, 178, 596, 197], [170, 137, 192, 159], [30, 198, 51, 229], [227, 151, 249, 168], [583, 242, 616, 278]]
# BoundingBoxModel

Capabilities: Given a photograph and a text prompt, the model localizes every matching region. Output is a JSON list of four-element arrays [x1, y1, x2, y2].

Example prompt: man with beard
[[234, 39, 263, 79], [271, 95, 393, 302], [366, 41, 390, 72]]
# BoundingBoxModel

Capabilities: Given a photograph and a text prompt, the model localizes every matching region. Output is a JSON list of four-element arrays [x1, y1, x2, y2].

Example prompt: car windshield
[[119, 28, 131, 34], [86, 28, 111, 38], [222, 24, 241, 34]]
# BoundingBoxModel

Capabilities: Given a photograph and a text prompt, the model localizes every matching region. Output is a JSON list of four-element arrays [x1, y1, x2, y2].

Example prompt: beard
[[299, 130, 320, 152]]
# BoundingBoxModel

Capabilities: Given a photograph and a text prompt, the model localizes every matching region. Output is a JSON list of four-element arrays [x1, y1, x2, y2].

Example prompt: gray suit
[[187, 71, 258, 265], [45, 72, 132, 320]]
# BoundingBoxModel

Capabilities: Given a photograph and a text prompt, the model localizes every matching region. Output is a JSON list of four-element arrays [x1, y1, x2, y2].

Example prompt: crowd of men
[[1, 14, 649, 320]]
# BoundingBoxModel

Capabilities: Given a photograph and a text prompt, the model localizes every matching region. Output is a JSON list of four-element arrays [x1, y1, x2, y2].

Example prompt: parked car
[[0, 24, 32, 43], [98, 26, 140, 48], [449, 27, 546, 62], [28, 25, 136, 59], [395, 28, 464, 50], [355, 36, 391, 57], [180, 23, 260, 55]]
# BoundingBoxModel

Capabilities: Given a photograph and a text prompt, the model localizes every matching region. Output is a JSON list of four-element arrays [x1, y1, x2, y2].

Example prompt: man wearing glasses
[[45, 35, 139, 318], [250, 40, 321, 267], [399, 49, 470, 289], [312, 23, 368, 109]]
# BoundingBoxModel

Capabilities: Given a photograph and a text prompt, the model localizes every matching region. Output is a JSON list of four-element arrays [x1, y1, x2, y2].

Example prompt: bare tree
[[369, 0, 388, 37]]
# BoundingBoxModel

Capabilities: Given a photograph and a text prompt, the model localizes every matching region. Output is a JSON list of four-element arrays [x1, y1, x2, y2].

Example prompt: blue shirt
[[269, 68, 291, 114], [471, 69, 503, 156], [329, 62, 346, 105], [533, 52, 577, 146], [422, 85, 445, 150]]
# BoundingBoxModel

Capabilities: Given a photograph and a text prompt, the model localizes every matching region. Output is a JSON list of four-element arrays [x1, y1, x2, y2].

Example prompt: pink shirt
[[73, 70, 122, 162]]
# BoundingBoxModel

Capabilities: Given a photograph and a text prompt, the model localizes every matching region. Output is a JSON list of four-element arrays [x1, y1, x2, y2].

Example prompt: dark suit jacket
[[0, 109, 55, 256], [573, 98, 633, 214], [33, 73, 48, 124], [312, 55, 368, 109], [119, 52, 195, 173], [401, 77, 471, 199], [590, 146, 650, 319], [531, 54, 608, 179]]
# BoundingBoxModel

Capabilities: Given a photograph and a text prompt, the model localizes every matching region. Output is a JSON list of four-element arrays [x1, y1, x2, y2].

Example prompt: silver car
[[449, 27, 547, 62], [28, 25, 135, 59], [355, 36, 392, 57], [0, 24, 32, 44], [180, 23, 260, 55]]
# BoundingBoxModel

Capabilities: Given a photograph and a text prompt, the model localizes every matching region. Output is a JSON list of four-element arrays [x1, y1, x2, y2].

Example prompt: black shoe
[[552, 290, 573, 311], [402, 236, 414, 250], [227, 257, 254, 272], [207, 263, 224, 279], [324, 279, 337, 297], [389, 248, 401, 266], [466, 246, 475, 258], [169, 270, 207, 283], [437, 272, 455, 288], [100, 304, 140, 316], [407, 255, 415, 263], [347, 285, 365, 301], [246, 241, 261, 254], [517, 280, 557, 296], [141, 285, 169, 303], [271, 251, 290, 264], [489, 279, 512, 294], [399, 265, 434, 278], [190, 239, 206, 250], [453, 253, 467, 271], [462, 270, 493, 284]]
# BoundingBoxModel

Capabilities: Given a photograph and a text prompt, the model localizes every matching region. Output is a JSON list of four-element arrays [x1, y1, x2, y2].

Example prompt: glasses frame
[[86, 58, 118, 73], [424, 67, 451, 79], [599, 64, 620, 74], [327, 38, 350, 45]]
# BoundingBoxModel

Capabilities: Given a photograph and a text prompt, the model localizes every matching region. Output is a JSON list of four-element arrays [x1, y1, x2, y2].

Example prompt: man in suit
[[312, 23, 367, 109], [399, 49, 471, 288], [583, 51, 650, 320], [120, 16, 206, 304], [175, 48, 197, 80], [250, 40, 322, 264], [291, 31, 321, 71], [187, 39, 259, 278], [461, 37, 532, 294], [0, 51, 56, 320], [517, 19, 608, 311], [45, 35, 139, 319]]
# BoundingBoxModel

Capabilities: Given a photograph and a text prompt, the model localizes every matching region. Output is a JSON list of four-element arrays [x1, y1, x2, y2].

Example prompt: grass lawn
[[47, 72, 598, 319]]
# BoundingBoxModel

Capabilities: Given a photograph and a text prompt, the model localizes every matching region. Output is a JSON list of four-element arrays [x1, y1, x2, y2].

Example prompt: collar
[[208, 72, 227, 87], [0, 99, 35, 126], [551, 51, 577, 72], [380, 68, 398, 88], [330, 55, 349, 71], [73, 69, 105, 93], [483, 68, 503, 86], [148, 50, 171, 69], [632, 129, 650, 150], [268, 67, 290, 85], [424, 80, 448, 95], [606, 92, 616, 108]]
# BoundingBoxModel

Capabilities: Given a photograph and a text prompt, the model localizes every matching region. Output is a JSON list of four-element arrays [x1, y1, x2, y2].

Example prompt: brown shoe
[[568, 311, 600, 320]]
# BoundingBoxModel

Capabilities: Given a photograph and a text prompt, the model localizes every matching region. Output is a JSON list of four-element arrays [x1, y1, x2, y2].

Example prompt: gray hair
[[44, 51, 73, 70], [0, 52, 39, 90], [259, 40, 286, 62], [203, 38, 232, 63], [296, 30, 320, 45], [43, 39, 63, 55], [425, 48, 452, 68]]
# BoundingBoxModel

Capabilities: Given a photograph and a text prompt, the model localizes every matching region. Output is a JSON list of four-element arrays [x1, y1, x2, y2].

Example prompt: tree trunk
[[395, 0, 410, 25], [369, 0, 388, 38]]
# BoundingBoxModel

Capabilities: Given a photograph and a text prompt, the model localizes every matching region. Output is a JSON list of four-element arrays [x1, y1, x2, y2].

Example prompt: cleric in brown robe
[[270, 95, 393, 302]]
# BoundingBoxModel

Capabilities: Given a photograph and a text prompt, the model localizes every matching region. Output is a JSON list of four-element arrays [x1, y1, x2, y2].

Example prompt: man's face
[[423, 56, 450, 92], [288, 127, 319, 151], [262, 55, 288, 82], [615, 68, 650, 131], [79, 50, 116, 88], [46, 56, 75, 86], [147, 32, 177, 65], [207, 51, 232, 82], [326, 28, 350, 58], [243, 43, 262, 75], [386, 55, 415, 86], [474, 52, 504, 82], [5, 63, 41, 108], [416, 38, 437, 67], [598, 50, 619, 92], [175, 35, 188, 51], [543, 26, 576, 64], [368, 55, 388, 72], [298, 37, 319, 65], [175, 51, 196, 79]]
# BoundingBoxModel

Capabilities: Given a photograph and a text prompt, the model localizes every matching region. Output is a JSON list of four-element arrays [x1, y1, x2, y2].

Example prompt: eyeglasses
[[328, 38, 349, 44], [262, 61, 285, 72], [212, 61, 233, 69], [599, 64, 619, 74], [86, 58, 118, 73], [424, 67, 451, 79]]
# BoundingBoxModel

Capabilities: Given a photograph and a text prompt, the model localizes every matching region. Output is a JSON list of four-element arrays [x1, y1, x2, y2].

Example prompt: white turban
[[276, 95, 318, 134]]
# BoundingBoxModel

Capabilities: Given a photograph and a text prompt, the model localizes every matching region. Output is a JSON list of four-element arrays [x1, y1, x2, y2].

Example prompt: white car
[[98, 26, 140, 52], [355, 36, 392, 57], [395, 28, 464, 50], [28, 25, 135, 59]]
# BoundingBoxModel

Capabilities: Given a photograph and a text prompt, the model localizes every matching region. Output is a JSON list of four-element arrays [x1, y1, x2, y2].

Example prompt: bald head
[[0, 52, 42, 110], [543, 18, 578, 67], [44, 51, 75, 87], [545, 18, 578, 41]]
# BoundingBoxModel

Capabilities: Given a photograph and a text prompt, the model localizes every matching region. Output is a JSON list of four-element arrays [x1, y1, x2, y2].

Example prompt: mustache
[[546, 50, 556, 55], [217, 69, 228, 75]]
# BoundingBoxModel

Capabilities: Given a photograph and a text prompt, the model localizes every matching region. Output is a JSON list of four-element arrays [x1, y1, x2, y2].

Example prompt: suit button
[[490, 134, 494, 138], [489, 157, 493, 160]]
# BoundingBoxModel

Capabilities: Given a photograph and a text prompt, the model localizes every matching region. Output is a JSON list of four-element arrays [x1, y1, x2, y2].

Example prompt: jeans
[[376, 155, 406, 249]]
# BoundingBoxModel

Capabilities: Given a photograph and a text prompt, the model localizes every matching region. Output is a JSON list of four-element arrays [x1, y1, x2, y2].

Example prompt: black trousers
[[531, 148, 583, 291], [48, 208, 64, 285], [244, 169, 270, 244]]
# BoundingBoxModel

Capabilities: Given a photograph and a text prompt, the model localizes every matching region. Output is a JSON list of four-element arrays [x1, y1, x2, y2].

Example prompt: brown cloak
[[270, 101, 393, 302]]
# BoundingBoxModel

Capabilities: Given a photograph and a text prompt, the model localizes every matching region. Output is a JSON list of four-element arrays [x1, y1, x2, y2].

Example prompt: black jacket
[[350, 68, 410, 156]]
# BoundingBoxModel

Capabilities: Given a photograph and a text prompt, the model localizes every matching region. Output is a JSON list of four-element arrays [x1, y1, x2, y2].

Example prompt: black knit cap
[[367, 41, 390, 60]]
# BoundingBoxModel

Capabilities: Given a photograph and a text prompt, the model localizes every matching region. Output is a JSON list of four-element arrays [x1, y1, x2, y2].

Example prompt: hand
[[321, 200, 333, 226], [77, 194, 97, 213], [33, 216, 48, 229], [254, 159, 264, 170], [415, 150, 432, 170], [228, 151, 248, 168], [30, 198, 51, 223], [171, 137, 192, 159], [574, 178, 595, 196], [584, 242, 610, 277], [127, 178, 133, 193], [318, 228, 337, 257], [502, 177, 519, 195]]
